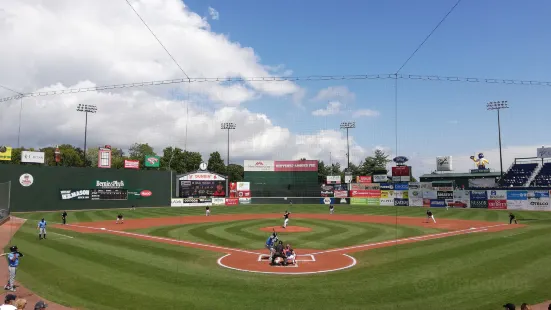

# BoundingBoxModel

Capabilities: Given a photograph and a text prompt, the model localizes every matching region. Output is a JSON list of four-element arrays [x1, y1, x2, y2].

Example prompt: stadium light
[[76, 104, 98, 166], [487, 101, 509, 179], [221, 122, 236, 167], [340, 121, 356, 171]]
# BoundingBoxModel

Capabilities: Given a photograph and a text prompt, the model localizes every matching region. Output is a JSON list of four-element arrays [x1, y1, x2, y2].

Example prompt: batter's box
[[257, 254, 315, 262]]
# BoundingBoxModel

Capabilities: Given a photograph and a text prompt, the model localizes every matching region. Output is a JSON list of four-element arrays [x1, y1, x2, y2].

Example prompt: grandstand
[[499, 157, 551, 188]]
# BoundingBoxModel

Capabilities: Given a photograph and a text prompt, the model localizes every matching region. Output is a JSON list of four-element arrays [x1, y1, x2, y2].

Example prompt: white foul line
[[309, 224, 508, 255], [49, 232, 74, 239], [61, 223, 261, 255]]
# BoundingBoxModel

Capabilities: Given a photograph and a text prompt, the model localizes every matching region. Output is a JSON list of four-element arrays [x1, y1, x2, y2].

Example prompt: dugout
[[244, 171, 319, 198]]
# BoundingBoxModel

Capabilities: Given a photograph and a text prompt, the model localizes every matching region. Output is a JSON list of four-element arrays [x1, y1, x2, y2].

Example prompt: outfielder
[[282, 210, 291, 228], [61, 211, 68, 225], [1, 245, 23, 292], [509, 212, 518, 224], [329, 205, 334, 215], [206, 206, 211, 216], [426, 210, 436, 223], [116, 213, 124, 224], [37, 218, 47, 240]]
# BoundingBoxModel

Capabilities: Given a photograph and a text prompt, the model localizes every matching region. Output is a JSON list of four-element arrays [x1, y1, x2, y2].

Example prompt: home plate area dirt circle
[[259, 226, 312, 233], [218, 250, 357, 275]]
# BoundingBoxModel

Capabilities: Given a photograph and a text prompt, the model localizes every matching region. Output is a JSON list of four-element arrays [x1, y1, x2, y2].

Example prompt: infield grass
[[9, 205, 551, 310]]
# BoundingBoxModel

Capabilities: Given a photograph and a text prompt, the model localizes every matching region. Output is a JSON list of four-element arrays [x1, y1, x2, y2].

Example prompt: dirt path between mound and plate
[[0, 217, 74, 310]]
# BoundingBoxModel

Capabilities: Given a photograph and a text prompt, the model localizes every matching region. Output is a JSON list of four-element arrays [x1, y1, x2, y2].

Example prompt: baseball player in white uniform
[[282, 211, 291, 228]]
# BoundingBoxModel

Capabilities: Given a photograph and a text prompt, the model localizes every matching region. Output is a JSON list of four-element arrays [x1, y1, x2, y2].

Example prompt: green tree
[[410, 176, 418, 182], [128, 143, 155, 161], [358, 149, 391, 176], [226, 164, 244, 182], [57, 144, 84, 167], [160, 147, 202, 174], [207, 151, 226, 175]]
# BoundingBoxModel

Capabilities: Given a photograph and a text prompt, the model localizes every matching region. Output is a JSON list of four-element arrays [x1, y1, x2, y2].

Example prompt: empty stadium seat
[[500, 163, 538, 187], [530, 162, 551, 187]]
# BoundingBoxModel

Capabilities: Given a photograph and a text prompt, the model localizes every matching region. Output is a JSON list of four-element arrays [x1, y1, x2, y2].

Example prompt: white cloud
[[312, 101, 342, 116], [311, 86, 356, 103], [208, 7, 219, 20], [353, 109, 380, 118]]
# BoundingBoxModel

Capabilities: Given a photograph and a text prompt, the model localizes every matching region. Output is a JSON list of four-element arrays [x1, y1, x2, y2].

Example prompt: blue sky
[[183, 0, 551, 171]]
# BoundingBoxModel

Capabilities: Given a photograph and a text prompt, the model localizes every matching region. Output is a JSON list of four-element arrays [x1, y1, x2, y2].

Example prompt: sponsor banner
[[448, 200, 469, 208], [344, 175, 353, 183], [225, 198, 239, 206], [124, 160, 140, 169], [408, 182, 421, 190], [98, 148, 112, 168], [373, 175, 387, 183], [229, 182, 237, 198], [334, 190, 348, 198], [239, 198, 251, 205], [180, 173, 226, 181], [350, 183, 365, 190], [274, 160, 318, 172], [409, 189, 422, 199], [453, 190, 468, 200], [393, 191, 408, 199], [351, 198, 367, 205], [19, 173, 34, 187], [349, 190, 380, 198], [528, 190, 550, 199], [400, 176, 411, 182], [144, 155, 160, 168], [95, 180, 125, 189], [60, 189, 91, 200], [392, 176, 401, 182], [488, 190, 507, 200], [423, 190, 437, 199], [470, 200, 488, 209], [243, 160, 275, 172], [430, 199, 447, 207], [451, 191, 470, 208], [436, 156, 453, 171], [507, 200, 527, 210], [171, 198, 184, 207], [236, 182, 250, 191], [434, 186, 453, 191], [367, 198, 379, 205], [488, 199, 507, 210], [527, 198, 551, 211], [321, 184, 334, 197], [0, 146, 12, 161], [394, 198, 409, 206], [420, 182, 433, 189], [364, 184, 381, 190], [469, 178, 496, 188], [172, 198, 213, 207], [380, 198, 394, 206], [423, 198, 431, 207], [379, 183, 394, 190], [537, 147, 551, 158], [237, 191, 251, 198], [394, 183, 409, 191], [409, 197, 423, 207], [321, 197, 335, 205], [507, 190, 528, 200], [392, 166, 410, 177], [470, 190, 488, 200], [21, 151, 45, 164], [437, 191, 453, 200], [380, 190, 390, 198], [356, 176, 372, 183], [327, 175, 341, 184], [212, 198, 225, 205], [338, 198, 350, 204]]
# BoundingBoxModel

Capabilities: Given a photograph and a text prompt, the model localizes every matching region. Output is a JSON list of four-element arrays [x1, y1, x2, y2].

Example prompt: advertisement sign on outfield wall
[[470, 190, 488, 200], [380, 183, 394, 190], [350, 198, 367, 205], [507, 190, 528, 200], [437, 191, 453, 200], [274, 160, 318, 172], [367, 198, 379, 205], [470, 200, 488, 209], [356, 176, 372, 183], [225, 198, 239, 206], [327, 176, 341, 184], [212, 198, 225, 205], [236, 182, 250, 191], [239, 198, 251, 204], [423, 190, 437, 199], [392, 166, 410, 177], [430, 199, 447, 207], [488, 200, 507, 209], [321, 197, 335, 204], [394, 198, 409, 206], [334, 190, 348, 198], [507, 200, 527, 210], [238, 191, 251, 198], [488, 190, 507, 200], [394, 183, 409, 191], [373, 175, 387, 183], [243, 160, 275, 172], [423, 198, 431, 207], [409, 197, 423, 207], [380, 198, 394, 206], [350, 190, 380, 198]]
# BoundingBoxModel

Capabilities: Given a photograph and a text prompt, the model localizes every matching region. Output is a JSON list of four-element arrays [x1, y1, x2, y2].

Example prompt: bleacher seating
[[531, 163, 551, 187], [500, 163, 538, 187]]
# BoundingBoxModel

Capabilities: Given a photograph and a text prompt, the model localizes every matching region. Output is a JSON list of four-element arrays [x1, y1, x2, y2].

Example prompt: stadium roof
[[420, 172, 501, 178]]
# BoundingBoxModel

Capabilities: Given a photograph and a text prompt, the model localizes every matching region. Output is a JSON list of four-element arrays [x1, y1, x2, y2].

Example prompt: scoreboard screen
[[179, 180, 226, 197], [90, 189, 128, 201]]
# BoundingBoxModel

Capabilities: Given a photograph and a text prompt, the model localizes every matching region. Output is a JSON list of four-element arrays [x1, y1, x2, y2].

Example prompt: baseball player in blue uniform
[[37, 218, 47, 240], [1, 245, 23, 292], [265, 231, 278, 260]]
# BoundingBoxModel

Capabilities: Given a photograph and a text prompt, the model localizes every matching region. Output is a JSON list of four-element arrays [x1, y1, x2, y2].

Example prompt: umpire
[[62, 211, 68, 225], [270, 241, 287, 266], [1, 245, 23, 292]]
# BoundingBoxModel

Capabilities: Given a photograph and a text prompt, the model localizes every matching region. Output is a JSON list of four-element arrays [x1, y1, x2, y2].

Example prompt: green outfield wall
[[0, 164, 171, 212], [244, 171, 319, 198]]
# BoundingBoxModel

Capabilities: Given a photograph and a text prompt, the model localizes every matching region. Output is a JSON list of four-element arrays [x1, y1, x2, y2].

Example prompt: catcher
[[270, 240, 287, 266]]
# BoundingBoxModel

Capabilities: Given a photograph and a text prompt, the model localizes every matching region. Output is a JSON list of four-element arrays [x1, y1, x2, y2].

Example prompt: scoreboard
[[90, 189, 128, 201], [179, 180, 226, 197]]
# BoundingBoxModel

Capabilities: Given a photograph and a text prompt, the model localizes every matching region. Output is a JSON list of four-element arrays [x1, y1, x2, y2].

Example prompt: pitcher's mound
[[260, 226, 312, 233]]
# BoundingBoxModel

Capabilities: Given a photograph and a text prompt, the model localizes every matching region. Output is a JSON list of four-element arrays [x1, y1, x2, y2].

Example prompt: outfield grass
[[9, 205, 551, 310]]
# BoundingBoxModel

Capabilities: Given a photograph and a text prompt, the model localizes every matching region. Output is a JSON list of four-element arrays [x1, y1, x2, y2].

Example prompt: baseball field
[[6, 205, 551, 310]]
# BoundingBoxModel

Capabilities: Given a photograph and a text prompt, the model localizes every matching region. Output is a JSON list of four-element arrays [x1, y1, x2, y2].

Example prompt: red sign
[[140, 190, 152, 197], [357, 176, 372, 183], [229, 182, 237, 198], [423, 198, 431, 207], [238, 190, 251, 198], [334, 190, 348, 198], [392, 166, 410, 177], [350, 190, 381, 198], [488, 199, 507, 209], [274, 160, 318, 172], [225, 198, 239, 206], [350, 183, 366, 190], [124, 160, 140, 169], [98, 148, 112, 168]]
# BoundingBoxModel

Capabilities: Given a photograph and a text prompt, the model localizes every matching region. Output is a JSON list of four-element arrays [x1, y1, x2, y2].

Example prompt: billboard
[[436, 156, 453, 171], [21, 151, 45, 164], [537, 147, 551, 158], [327, 175, 341, 184], [350, 198, 367, 205], [394, 198, 409, 206], [98, 148, 112, 168], [350, 190, 380, 198], [394, 183, 409, 191], [274, 160, 318, 172], [334, 190, 348, 198], [373, 175, 387, 183], [488, 200, 507, 210], [527, 190, 550, 211], [236, 182, 250, 191], [487, 190, 507, 200], [243, 160, 275, 172], [380, 198, 394, 206], [430, 199, 447, 207], [0, 146, 12, 161], [124, 160, 140, 169], [392, 166, 410, 176], [144, 155, 160, 168], [356, 176, 372, 183], [507, 190, 527, 200], [367, 198, 379, 205]]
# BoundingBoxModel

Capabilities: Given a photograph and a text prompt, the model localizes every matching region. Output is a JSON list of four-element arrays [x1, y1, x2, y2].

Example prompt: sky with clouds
[[0, 0, 550, 178]]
